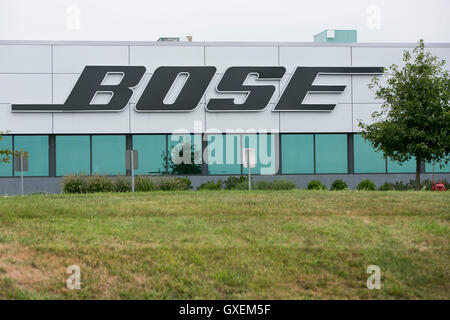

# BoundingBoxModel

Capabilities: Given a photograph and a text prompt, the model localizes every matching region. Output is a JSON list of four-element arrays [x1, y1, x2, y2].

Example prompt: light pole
[[126, 150, 139, 192], [14, 151, 28, 195]]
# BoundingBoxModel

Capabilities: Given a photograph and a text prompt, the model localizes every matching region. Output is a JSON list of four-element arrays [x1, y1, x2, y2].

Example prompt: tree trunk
[[415, 158, 421, 190]]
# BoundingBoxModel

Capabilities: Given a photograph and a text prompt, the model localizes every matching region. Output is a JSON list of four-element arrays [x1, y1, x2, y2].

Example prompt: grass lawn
[[0, 190, 448, 299]]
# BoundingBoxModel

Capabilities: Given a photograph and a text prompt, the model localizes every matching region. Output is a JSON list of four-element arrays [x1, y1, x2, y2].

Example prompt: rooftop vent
[[313, 30, 357, 43], [157, 36, 193, 42]]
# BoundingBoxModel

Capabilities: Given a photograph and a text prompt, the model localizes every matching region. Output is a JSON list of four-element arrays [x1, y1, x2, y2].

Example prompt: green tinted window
[[242, 134, 276, 175], [425, 159, 450, 173], [168, 134, 202, 174], [387, 157, 416, 173], [92, 135, 126, 175], [281, 134, 314, 174], [133, 135, 166, 175], [0, 135, 13, 176], [208, 134, 241, 175], [56, 136, 90, 176], [315, 134, 347, 174], [354, 134, 386, 173], [14, 135, 49, 176], [258, 134, 276, 175], [242, 134, 259, 174]]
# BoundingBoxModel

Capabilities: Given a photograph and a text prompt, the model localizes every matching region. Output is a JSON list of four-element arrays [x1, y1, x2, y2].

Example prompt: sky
[[0, 0, 449, 43]]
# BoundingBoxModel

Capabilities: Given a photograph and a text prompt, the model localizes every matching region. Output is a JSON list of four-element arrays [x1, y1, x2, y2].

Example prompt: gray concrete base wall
[[190, 173, 450, 190], [0, 177, 62, 195], [1, 174, 449, 195]]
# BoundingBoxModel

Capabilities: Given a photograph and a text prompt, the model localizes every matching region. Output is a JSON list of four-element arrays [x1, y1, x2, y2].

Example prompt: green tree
[[161, 138, 202, 175], [0, 131, 14, 164], [359, 40, 450, 190]]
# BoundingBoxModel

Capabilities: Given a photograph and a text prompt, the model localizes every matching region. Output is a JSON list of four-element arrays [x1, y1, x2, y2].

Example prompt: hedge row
[[305, 178, 449, 191], [377, 179, 449, 191], [197, 176, 296, 191], [62, 175, 191, 194], [62, 175, 449, 194]]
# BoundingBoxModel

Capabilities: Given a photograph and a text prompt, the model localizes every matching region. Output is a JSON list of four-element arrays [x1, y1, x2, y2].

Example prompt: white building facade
[[0, 40, 449, 193]]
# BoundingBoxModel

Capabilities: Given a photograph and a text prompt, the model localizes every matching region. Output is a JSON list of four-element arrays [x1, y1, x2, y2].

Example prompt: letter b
[[64, 66, 146, 111]]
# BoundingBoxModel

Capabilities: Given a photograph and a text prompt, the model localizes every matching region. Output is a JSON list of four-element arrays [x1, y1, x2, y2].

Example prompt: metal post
[[248, 149, 251, 191], [131, 151, 135, 193], [20, 152, 24, 195], [432, 161, 435, 184]]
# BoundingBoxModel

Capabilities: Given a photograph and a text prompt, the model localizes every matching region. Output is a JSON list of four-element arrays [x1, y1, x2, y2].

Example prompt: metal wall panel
[[205, 73, 280, 104], [280, 74, 352, 105], [129, 73, 151, 104], [0, 104, 53, 134], [53, 45, 129, 73], [129, 103, 205, 133], [205, 46, 278, 73], [279, 103, 352, 133], [0, 74, 52, 104], [279, 46, 351, 71], [352, 103, 383, 132], [0, 42, 448, 134], [52, 74, 79, 104], [0, 45, 52, 73], [353, 46, 450, 70], [205, 103, 279, 132], [52, 105, 130, 133], [130, 46, 205, 73], [352, 47, 408, 68], [352, 74, 387, 104], [428, 48, 450, 70], [130, 73, 208, 104]]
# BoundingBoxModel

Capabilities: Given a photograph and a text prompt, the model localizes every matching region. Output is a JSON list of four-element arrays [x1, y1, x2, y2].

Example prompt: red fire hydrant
[[432, 182, 447, 191]]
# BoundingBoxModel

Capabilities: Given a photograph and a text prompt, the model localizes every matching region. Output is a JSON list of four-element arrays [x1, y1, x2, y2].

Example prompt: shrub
[[393, 181, 412, 191], [386, 181, 415, 191], [377, 179, 449, 191], [224, 176, 248, 190], [356, 179, 376, 191], [330, 179, 348, 191], [135, 176, 156, 192], [406, 180, 419, 190], [306, 180, 327, 190], [420, 179, 433, 191], [266, 179, 297, 190], [197, 180, 223, 190], [178, 177, 192, 189], [378, 182, 395, 191], [86, 176, 114, 193], [438, 179, 450, 190], [378, 180, 415, 191], [227, 179, 296, 191], [62, 175, 87, 194], [416, 179, 449, 191], [234, 181, 255, 190], [158, 177, 191, 191], [156, 179, 175, 191], [255, 180, 271, 190], [114, 175, 131, 192]]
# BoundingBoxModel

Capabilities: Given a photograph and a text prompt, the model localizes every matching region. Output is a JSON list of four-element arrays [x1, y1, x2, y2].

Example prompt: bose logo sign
[[11, 66, 383, 113]]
